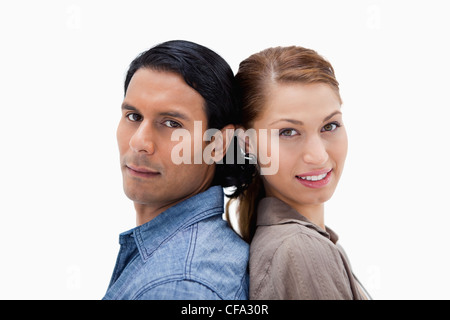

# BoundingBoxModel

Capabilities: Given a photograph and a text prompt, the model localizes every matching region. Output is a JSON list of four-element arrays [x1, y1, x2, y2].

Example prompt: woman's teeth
[[298, 173, 328, 181]]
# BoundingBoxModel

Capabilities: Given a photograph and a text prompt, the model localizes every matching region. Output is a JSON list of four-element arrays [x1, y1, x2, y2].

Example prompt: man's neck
[[133, 183, 213, 226], [134, 203, 170, 226]]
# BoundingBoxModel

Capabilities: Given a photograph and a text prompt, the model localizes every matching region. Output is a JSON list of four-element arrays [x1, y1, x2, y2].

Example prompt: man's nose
[[129, 122, 156, 155]]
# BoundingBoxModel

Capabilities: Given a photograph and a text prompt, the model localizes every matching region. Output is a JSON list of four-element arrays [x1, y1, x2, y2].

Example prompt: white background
[[0, 0, 449, 300]]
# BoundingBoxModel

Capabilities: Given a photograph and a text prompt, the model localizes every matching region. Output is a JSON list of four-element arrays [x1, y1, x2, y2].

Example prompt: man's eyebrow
[[121, 103, 138, 111], [121, 103, 191, 121], [158, 111, 190, 121]]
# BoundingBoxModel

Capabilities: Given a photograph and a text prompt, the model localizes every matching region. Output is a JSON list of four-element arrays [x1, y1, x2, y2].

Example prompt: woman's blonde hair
[[228, 46, 341, 243]]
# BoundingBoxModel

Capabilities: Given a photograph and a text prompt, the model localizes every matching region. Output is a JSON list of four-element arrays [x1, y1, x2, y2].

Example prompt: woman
[[229, 46, 371, 300]]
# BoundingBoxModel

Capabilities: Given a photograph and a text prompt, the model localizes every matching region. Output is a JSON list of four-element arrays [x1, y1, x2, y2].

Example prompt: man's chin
[[124, 188, 158, 204]]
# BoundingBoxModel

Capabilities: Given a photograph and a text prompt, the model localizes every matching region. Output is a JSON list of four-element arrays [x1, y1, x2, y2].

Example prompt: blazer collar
[[256, 197, 339, 244]]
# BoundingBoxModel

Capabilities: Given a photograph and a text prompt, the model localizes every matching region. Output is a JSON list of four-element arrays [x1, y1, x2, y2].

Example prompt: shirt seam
[[132, 276, 225, 300], [108, 253, 141, 299], [108, 245, 126, 289], [234, 271, 249, 300], [185, 224, 198, 278]]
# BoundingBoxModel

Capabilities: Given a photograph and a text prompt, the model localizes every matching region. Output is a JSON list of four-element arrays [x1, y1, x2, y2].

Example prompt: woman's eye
[[163, 120, 181, 128], [126, 113, 142, 122], [322, 122, 340, 132], [279, 129, 298, 137]]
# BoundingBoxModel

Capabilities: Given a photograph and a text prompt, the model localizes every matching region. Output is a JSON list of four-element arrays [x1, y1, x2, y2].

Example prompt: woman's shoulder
[[249, 222, 352, 300], [253, 220, 334, 245], [250, 222, 339, 264]]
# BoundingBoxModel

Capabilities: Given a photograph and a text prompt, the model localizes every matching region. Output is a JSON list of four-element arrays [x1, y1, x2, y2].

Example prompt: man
[[103, 40, 249, 300]]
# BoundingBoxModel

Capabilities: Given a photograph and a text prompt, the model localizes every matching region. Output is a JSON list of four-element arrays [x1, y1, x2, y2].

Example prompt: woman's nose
[[302, 136, 328, 166]]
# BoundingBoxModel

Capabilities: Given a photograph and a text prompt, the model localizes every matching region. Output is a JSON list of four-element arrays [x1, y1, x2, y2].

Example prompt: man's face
[[117, 68, 215, 213]]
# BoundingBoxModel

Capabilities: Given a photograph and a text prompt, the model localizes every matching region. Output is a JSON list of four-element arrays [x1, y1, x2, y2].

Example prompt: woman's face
[[251, 82, 348, 211]]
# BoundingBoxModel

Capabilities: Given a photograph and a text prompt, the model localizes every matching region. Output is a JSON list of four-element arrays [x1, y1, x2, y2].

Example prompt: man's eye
[[163, 120, 181, 128], [279, 128, 298, 137], [126, 113, 142, 122]]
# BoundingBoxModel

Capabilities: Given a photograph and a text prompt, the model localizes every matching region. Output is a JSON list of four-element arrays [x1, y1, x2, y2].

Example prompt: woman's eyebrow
[[323, 111, 342, 122], [269, 119, 303, 126], [269, 111, 342, 126]]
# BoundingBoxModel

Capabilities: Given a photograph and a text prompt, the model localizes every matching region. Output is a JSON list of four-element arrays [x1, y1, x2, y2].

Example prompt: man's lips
[[126, 165, 160, 178]]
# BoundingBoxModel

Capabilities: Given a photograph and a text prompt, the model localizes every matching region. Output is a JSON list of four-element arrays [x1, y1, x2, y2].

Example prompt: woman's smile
[[295, 169, 333, 188]]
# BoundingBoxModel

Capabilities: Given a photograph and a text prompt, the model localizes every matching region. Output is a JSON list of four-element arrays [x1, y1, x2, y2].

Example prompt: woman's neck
[[293, 203, 325, 230], [263, 182, 326, 230], [270, 193, 326, 230]]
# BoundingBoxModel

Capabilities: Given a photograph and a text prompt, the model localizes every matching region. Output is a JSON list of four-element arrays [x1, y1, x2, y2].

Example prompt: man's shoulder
[[184, 213, 248, 271], [155, 213, 248, 257], [193, 215, 249, 268], [182, 215, 249, 299], [136, 215, 248, 299], [196, 214, 248, 249]]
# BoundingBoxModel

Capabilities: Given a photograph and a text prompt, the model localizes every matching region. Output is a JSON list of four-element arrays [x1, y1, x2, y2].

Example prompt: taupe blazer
[[250, 197, 370, 300]]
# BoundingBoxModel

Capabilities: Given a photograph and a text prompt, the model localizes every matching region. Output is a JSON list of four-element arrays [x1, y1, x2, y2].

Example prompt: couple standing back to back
[[103, 40, 370, 300]]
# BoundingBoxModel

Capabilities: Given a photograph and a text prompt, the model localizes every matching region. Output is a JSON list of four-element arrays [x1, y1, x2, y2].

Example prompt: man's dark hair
[[124, 40, 254, 196]]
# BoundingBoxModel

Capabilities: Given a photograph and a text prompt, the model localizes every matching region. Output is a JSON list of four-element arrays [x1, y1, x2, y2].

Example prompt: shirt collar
[[256, 197, 339, 244], [120, 185, 225, 262]]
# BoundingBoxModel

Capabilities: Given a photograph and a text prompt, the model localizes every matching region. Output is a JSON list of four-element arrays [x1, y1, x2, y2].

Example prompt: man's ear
[[207, 124, 236, 163], [235, 125, 257, 155]]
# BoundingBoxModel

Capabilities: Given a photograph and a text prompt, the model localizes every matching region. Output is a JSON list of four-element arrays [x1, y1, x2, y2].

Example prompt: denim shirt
[[103, 186, 249, 300]]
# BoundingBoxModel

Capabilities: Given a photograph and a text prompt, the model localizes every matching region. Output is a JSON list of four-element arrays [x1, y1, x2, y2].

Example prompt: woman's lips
[[295, 169, 332, 188], [126, 165, 160, 178]]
